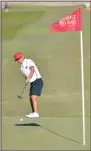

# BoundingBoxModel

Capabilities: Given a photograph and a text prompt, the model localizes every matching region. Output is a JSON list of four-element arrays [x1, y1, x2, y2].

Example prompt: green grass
[[2, 10, 44, 40], [2, 5, 90, 150], [2, 117, 90, 150]]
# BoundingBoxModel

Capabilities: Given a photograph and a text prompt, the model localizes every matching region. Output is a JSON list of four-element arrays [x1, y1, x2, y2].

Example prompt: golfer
[[14, 52, 43, 118]]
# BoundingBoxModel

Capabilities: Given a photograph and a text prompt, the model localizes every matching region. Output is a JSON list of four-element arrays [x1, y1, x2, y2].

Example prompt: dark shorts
[[29, 78, 43, 96]]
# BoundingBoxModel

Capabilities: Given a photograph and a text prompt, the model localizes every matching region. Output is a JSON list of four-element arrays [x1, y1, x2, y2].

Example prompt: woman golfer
[[14, 52, 43, 118]]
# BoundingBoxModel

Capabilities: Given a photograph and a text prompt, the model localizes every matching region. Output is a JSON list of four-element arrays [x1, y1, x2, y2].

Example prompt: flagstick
[[80, 30, 86, 145]]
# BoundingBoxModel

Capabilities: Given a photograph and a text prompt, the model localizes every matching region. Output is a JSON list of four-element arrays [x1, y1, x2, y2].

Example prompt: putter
[[18, 83, 27, 99]]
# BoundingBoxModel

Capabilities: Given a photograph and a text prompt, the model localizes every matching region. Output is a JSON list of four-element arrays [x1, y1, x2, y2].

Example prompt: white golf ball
[[20, 118, 23, 122]]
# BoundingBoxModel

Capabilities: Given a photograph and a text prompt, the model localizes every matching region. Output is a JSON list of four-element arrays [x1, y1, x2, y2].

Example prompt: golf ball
[[20, 118, 23, 122]]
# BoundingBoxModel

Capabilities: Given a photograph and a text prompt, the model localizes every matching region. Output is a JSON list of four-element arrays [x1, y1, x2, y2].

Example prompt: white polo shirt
[[20, 58, 41, 83]]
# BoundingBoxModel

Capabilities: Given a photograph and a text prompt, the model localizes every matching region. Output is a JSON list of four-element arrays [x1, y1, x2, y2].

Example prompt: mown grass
[[2, 6, 90, 118], [2, 10, 45, 40]]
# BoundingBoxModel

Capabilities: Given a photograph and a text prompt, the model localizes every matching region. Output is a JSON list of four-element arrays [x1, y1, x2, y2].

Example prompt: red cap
[[14, 52, 23, 61]]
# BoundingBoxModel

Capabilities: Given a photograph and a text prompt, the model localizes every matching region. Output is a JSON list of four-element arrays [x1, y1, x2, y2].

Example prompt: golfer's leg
[[31, 95, 39, 113], [29, 97, 34, 112], [29, 84, 35, 113]]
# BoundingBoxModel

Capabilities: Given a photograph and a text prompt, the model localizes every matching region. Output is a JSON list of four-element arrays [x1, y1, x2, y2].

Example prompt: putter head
[[17, 95, 22, 99]]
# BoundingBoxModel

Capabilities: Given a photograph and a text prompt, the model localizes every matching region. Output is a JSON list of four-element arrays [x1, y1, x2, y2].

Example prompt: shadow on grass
[[15, 123, 40, 126], [41, 125, 82, 145], [15, 123, 81, 144]]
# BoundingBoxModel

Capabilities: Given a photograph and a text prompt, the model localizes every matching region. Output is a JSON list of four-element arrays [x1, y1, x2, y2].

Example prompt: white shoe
[[25, 112, 39, 118], [25, 113, 33, 118], [33, 112, 39, 118]]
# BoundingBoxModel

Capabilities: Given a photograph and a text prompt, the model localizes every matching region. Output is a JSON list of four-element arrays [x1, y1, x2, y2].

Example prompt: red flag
[[50, 8, 82, 32]]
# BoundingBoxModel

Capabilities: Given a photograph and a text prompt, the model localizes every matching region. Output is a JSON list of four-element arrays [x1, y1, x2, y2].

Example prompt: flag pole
[[80, 30, 86, 145]]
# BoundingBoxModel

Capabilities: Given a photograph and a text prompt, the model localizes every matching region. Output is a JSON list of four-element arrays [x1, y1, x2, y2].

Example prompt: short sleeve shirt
[[20, 58, 41, 82]]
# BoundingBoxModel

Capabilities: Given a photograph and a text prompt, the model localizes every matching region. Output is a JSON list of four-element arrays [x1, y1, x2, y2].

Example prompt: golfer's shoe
[[32, 112, 39, 118], [25, 113, 33, 118], [25, 112, 39, 118]]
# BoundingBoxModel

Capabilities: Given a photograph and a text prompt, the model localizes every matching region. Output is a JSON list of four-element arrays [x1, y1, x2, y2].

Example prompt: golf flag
[[50, 8, 82, 32], [50, 8, 86, 146]]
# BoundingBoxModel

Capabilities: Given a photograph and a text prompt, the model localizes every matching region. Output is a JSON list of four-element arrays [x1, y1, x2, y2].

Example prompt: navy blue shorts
[[29, 78, 43, 96]]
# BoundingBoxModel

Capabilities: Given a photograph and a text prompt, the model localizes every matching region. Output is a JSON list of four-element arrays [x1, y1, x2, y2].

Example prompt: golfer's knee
[[31, 95, 37, 101]]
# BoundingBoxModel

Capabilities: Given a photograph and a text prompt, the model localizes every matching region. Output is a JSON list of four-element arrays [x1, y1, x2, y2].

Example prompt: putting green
[[2, 117, 90, 150], [2, 4, 90, 150]]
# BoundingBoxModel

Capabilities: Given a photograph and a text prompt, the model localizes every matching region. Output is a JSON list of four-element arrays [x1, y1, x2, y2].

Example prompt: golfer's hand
[[26, 77, 30, 83]]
